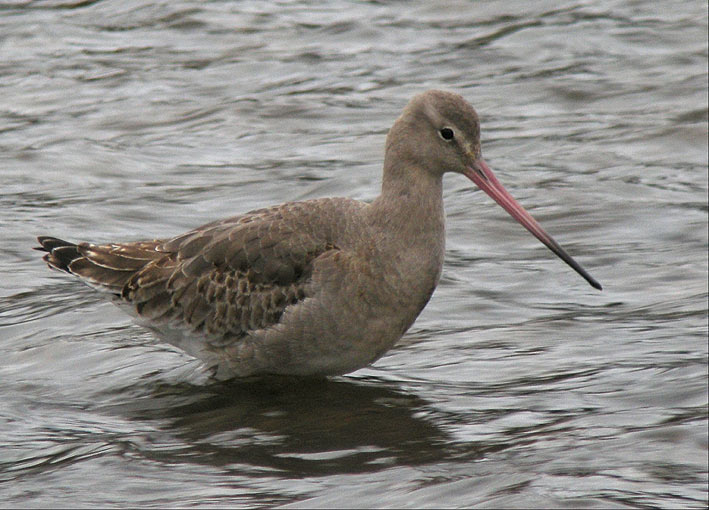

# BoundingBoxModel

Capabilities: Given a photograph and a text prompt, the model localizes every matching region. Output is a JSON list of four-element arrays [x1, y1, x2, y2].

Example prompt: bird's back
[[38, 197, 376, 375]]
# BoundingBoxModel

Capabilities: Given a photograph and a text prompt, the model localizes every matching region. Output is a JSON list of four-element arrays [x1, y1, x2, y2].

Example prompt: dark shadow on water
[[99, 376, 486, 476]]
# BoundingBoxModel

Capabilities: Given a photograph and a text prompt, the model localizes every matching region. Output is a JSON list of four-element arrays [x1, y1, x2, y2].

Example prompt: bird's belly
[[126, 249, 440, 379], [220, 258, 439, 377], [243, 299, 408, 377]]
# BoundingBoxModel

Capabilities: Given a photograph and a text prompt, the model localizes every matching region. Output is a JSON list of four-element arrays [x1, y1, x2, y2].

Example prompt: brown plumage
[[37, 90, 600, 379], [37, 197, 368, 373]]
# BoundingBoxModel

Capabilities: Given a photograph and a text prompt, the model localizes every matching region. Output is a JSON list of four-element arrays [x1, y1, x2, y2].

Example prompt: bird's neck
[[371, 159, 445, 234], [366, 161, 446, 289]]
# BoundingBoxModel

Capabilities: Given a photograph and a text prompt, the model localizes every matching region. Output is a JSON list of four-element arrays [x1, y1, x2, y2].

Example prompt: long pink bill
[[464, 159, 602, 290]]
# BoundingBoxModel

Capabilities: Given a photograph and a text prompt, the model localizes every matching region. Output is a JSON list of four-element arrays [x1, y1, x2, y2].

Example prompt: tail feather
[[35, 236, 166, 294], [35, 236, 82, 273]]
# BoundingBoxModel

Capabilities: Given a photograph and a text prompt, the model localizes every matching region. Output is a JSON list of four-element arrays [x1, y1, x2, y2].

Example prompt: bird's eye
[[439, 127, 455, 141]]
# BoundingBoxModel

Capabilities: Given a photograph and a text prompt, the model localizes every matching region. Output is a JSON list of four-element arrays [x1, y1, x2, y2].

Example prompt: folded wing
[[36, 200, 356, 343]]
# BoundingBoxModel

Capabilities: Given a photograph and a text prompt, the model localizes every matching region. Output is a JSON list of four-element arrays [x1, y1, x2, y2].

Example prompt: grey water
[[1, 1, 707, 508]]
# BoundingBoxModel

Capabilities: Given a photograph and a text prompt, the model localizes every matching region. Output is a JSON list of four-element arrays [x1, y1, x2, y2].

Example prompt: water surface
[[1, 1, 707, 508]]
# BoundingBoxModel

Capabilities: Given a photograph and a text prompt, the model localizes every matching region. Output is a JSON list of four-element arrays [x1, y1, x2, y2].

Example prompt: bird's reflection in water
[[101, 375, 480, 476]]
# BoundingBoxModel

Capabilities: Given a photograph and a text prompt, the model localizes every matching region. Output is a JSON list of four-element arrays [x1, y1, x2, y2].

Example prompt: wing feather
[[37, 198, 365, 346]]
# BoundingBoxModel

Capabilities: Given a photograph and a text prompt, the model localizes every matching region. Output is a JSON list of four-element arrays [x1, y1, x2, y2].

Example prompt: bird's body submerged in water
[[37, 90, 601, 379]]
